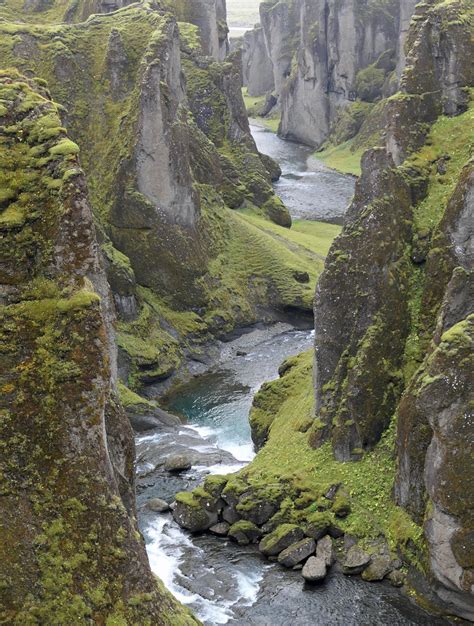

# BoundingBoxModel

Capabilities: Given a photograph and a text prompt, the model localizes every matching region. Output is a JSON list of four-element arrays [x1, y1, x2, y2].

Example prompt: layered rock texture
[[241, 0, 423, 147], [0, 72, 196, 624], [311, 0, 473, 618], [0, 0, 324, 402]]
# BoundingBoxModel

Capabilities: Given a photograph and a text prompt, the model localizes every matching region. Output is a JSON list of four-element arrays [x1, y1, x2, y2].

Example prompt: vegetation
[[242, 87, 280, 132]]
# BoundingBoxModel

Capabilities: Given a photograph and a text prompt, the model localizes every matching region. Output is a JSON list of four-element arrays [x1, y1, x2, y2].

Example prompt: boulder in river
[[209, 522, 230, 537], [146, 498, 170, 513], [222, 505, 240, 524], [302, 556, 327, 583], [259, 524, 305, 557], [164, 454, 193, 473], [342, 545, 372, 575], [278, 538, 316, 567], [362, 555, 392, 581], [316, 535, 334, 567], [173, 492, 218, 532], [228, 521, 262, 545]]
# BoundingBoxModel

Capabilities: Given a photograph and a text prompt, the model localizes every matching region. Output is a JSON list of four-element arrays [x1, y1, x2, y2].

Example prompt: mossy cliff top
[[0, 71, 198, 625], [0, 1, 311, 399]]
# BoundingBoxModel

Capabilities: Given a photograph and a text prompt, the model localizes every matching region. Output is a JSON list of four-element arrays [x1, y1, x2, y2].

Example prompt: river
[[136, 131, 449, 625]]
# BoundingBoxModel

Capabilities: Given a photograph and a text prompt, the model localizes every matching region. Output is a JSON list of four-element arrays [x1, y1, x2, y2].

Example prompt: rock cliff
[[0, 71, 197, 625], [312, 0, 473, 617], [0, 0, 308, 397], [242, 0, 423, 147]]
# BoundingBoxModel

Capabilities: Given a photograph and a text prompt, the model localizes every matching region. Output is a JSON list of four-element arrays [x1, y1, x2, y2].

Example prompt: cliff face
[[1, 0, 305, 395], [242, 0, 421, 147], [242, 26, 275, 97], [312, 0, 473, 617], [0, 71, 197, 624]]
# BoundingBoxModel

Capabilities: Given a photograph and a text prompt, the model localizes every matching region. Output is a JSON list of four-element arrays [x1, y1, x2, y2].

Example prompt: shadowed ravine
[[136, 135, 450, 625]]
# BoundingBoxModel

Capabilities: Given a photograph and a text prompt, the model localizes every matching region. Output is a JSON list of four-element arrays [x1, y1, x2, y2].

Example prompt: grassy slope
[[241, 352, 424, 559], [226, 0, 261, 27], [242, 88, 280, 132], [315, 140, 364, 176]]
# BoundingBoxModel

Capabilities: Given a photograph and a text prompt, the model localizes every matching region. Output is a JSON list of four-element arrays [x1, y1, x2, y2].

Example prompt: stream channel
[[136, 126, 449, 625]]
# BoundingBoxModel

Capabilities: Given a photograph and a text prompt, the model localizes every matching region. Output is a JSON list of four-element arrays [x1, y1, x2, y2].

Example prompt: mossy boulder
[[228, 520, 262, 545], [173, 492, 218, 533], [259, 524, 305, 557]]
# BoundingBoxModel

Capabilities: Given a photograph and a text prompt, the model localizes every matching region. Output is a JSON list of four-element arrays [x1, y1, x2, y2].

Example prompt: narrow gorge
[[0, 0, 472, 625]]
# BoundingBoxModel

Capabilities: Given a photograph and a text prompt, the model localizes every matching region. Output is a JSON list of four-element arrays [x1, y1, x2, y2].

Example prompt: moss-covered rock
[[259, 524, 305, 557], [0, 71, 197, 625]]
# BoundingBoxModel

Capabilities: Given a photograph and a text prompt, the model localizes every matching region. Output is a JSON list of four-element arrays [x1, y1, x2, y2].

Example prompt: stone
[[164, 455, 192, 473], [278, 538, 316, 568], [293, 271, 310, 284], [146, 498, 170, 513], [361, 556, 392, 581], [172, 498, 217, 533], [237, 498, 279, 527], [228, 521, 262, 545], [342, 546, 372, 575], [387, 570, 405, 588], [259, 524, 305, 557], [316, 536, 334, 567], [302, 557, 327, 583], [222, 505, 240, 525], [209, 522, 230, 537]]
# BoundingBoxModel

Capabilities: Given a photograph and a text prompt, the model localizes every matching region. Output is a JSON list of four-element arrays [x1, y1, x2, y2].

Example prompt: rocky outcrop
[[169, 0, 229, 60], [242, 26, 274, 96], [279, 0, 399, 146], [242, 0, 423, 147], [0, 72, 196, 625], [311, 0, 473, 618]]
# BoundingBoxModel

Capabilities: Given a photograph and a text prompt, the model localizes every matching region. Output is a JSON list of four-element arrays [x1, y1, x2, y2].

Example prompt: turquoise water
[[165, 327, 314, 461]]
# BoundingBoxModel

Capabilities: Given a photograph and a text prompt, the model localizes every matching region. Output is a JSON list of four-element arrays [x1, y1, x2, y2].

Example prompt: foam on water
[[146, 515, 265, 625]]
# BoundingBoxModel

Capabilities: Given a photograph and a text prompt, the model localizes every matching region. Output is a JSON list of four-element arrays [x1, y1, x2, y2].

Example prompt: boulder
[[342, 545, 371, 575], [259, 524, 305, 557], [164, 455, 192, 473], [387, 569, 405, 587], [172, 494, 217, 533], [316, 535, 334, 567], [293, 270, 310, 284], [222, 505, 240, 524], [237, 497, 279, 526], [209, 522, 230, 537], [146, 498, 170, 513], [278, 538, 316, 568], [228, 521, 262, 545], [302, 556, 327, 583], [361, 555, 392, 581]]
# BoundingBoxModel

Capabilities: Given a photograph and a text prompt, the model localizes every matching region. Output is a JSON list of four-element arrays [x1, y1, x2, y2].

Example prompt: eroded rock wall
[[311, 0, 473, 617], [0, 71, 196, 625]]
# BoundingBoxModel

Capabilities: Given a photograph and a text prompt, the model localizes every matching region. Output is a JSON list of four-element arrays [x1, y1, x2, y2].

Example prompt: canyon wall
[[0, 71, 197, 624], [242, 0, 423, 147], [312, 0, 473, 617]]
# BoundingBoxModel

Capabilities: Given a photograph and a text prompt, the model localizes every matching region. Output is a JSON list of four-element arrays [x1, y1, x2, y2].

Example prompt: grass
[[411, 93, 474, 232], [242, 88, 280, 133], [314, 140, 363, 176], [241, 352, 424, 557], [226, 0, 261, 28]]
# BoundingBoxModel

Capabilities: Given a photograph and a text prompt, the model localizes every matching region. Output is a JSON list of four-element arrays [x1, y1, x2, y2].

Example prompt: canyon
[[0, 0, 472, 624]]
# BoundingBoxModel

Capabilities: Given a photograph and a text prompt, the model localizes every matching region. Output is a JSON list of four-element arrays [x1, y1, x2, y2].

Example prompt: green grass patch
[[411, 93, 474, 232], [314, 140, 363, 176], [242, 87, 280, 133], [241, 351, 425, 559]]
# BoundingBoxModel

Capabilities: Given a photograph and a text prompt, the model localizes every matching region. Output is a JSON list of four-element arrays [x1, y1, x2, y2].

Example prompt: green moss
[[49, 138, 80, 156], [175, 492, 201, 509]]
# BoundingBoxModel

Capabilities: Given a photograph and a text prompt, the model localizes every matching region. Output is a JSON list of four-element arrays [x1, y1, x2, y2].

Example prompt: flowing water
[[250, 123, 355, 223], [136, 130, 449, 625]]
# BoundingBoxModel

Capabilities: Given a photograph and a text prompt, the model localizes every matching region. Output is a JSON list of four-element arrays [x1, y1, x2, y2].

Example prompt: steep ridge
[[0, 0, 329, 406], [179, 0, 473, 620], [241, 0, 423, 149], [0, 71, 197, 625]]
